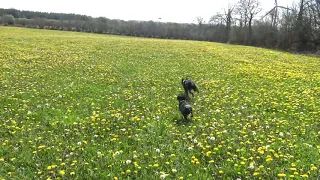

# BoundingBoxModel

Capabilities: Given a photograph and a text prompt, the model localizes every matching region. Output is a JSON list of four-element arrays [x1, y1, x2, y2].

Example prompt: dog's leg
[[183, 114, 187, 120], [185, 90, 189, 97], [190, 91, 194, 97]]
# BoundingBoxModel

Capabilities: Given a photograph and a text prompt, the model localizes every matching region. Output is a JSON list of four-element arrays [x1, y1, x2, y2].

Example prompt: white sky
[[2, 0, 299, 23]]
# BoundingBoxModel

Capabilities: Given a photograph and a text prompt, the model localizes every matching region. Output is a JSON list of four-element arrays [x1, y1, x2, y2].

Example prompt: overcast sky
[[2, 0, 298, 23]]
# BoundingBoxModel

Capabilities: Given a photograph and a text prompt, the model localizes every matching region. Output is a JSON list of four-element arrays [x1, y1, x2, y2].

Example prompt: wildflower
[[219, 170, 223, 174], [311, 164, 317, 170], [208, 136, 215, 141], [206, 151, 212, 156], [253, 172, 260, 176], [156, 148, 160, 153], [38, 145, 46, 149], [249, 162, 255, 169], [300, 174, 308, 178], [126, 160, 132, 164], [277, 173, 286, 177], [191, 156, 200, 165], [70, 172, 75, 175], [266, 156, 273, 162], [77, 141, 82, 146], [160, 173, 167, 179], [59, 170, 65, 175], [172, 169, 177, 173]]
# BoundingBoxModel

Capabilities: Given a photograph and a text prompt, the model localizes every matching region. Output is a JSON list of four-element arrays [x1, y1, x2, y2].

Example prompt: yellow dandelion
[[266, 157, 273, 162], [206, 151, 212, 156], [253, 172, 260, 176], [38, 145, 46, 149], [277, 173, 286, 177], [300, 174, 308, 178], [59, 170, 65, 175]]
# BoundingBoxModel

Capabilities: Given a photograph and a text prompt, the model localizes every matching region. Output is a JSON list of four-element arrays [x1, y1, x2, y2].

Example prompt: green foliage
[[0, 27, 320, 179], [2, 14, 14, 25]]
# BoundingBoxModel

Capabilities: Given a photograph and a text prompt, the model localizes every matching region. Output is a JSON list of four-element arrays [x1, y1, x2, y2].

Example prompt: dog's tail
[[181, 78, 185, 85]]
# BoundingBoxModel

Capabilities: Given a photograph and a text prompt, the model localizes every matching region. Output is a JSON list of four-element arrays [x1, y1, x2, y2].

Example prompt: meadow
[[0, 26, 320, 179]]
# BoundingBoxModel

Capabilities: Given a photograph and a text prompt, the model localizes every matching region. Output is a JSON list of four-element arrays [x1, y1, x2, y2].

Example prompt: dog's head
[[177, 94, 189, 102]]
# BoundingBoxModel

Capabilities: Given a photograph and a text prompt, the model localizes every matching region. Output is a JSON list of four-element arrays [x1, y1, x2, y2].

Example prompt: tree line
[[0, 0, 319, 53]]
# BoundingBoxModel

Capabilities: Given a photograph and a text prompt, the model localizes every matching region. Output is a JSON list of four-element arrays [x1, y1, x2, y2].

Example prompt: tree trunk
[[226, 9, 232, 42], [295, 0, 306, 51], [248, 13, 253, 45]]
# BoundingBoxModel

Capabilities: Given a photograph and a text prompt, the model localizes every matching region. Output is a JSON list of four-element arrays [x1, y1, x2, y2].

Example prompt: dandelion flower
[[59, 170, 65, 175], [277, 173, 286, 177], [126, 160, 132, 164]]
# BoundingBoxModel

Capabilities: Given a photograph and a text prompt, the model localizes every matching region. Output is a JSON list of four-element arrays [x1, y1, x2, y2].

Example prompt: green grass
[[1, 26, 320, 179]]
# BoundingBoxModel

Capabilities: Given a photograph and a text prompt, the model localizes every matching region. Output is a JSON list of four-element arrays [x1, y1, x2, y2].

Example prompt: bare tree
[[236, 0, 261, 45], [195, 16, 205, 26], [226, 6, 235, 42], [209, 5, 235, 42]]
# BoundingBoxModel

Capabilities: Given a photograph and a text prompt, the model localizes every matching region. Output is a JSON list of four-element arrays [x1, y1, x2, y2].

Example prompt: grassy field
[[0, 26, 320, 179]]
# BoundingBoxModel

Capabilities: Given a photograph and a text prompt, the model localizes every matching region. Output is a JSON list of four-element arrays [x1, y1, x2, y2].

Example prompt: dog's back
[[182, 78, 199, 95], [179, 100, 192, 115]]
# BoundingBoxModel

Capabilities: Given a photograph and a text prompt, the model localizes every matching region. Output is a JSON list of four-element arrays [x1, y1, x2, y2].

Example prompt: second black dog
[[177, 94, 193, 120]]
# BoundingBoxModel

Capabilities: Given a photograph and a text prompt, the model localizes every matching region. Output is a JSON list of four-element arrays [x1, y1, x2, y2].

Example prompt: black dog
[[177, 94, 193, 120], [182, 78, 199, 97]]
